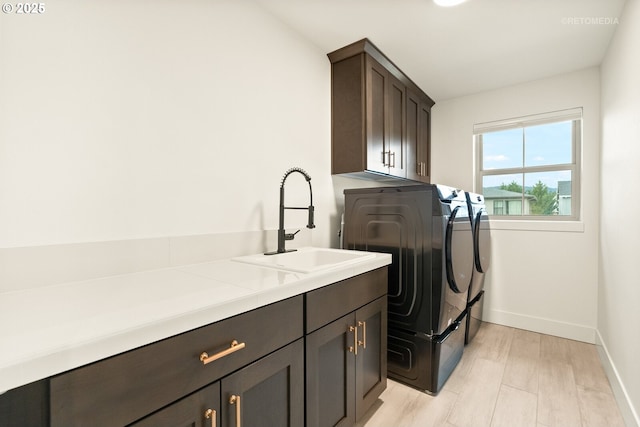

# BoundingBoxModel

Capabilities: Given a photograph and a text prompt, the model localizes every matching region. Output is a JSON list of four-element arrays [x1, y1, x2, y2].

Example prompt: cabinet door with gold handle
[[222, 339, 304, 427], [354, 297, 387, 421], [199, 340, 246, 365]]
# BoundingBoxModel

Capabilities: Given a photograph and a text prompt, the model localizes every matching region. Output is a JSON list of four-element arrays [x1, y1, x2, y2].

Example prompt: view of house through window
[[475, 109, 581, 219]]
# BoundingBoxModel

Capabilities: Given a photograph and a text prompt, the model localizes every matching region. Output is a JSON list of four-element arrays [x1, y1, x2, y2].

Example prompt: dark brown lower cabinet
[[306, 296, 387, 427], [0, 267, 388, 427]]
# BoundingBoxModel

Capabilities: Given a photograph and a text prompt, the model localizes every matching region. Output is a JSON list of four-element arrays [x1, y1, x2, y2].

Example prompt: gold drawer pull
[[358, 320, 366, 349], [204, 408, 216, 427], [230, 394, 242, 427], [200, 340, 246, 365]]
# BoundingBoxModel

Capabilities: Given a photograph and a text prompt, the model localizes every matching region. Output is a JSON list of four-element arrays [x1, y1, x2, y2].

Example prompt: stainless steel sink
[[232, 247, 375, 273]]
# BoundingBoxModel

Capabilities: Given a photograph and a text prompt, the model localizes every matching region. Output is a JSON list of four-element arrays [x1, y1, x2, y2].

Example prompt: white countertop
[[0, 247, 391, 394]]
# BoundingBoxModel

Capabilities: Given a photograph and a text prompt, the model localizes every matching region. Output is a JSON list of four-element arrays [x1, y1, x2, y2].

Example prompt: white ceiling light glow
[[433, 0, 467, 6]]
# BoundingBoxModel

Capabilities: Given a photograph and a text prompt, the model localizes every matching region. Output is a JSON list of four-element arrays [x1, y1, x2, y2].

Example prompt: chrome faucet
[[266, 167, 315, 255]]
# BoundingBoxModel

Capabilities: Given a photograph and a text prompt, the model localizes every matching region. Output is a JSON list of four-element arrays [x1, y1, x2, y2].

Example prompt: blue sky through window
[[482, 120, 573, 190]]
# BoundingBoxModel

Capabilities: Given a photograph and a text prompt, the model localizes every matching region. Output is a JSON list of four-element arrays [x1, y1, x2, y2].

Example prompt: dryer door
[[474, 209, 491, 273], [445, 206, 474, 294]]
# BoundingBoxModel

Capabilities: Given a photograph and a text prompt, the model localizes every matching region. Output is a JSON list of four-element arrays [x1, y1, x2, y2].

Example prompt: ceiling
[[252, 0, 627, 101]]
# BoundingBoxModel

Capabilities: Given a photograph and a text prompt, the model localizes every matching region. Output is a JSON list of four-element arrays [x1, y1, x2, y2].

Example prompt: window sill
[[489, 219, 584, 233]]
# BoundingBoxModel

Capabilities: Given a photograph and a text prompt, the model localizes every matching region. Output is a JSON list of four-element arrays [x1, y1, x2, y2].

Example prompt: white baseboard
[[483, 308, 596, 343], [595, 331, 640, 427]]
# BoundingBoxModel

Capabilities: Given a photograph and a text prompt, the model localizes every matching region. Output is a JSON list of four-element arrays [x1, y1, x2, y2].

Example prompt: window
[[474, 108, 581, 220]]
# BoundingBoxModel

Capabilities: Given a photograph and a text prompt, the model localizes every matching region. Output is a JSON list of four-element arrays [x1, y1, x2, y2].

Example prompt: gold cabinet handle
[[418, 161, 426, 177], [204, 409, 216, 427], [348, 325, 358, 355], [358, 320, 366, 349], [230, 395, 241, 427], [382, 150, 394, 167], [200, 340, 246, 365]]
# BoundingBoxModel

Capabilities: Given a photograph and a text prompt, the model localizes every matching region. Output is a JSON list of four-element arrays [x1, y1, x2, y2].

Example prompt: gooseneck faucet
[[266, 167, 315, 255]]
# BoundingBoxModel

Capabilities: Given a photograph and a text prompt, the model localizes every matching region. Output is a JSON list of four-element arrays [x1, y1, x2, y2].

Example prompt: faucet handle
[[284, 230, 300, 241]]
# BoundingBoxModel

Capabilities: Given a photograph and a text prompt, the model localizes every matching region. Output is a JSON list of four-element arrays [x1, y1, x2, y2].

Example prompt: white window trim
[[474, 108, 582, 225], [473, 108, 583, 133], [488, 219, 584, 233]]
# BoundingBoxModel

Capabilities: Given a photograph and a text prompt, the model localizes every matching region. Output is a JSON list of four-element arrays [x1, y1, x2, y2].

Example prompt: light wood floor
[[359, 322, 626, 427]]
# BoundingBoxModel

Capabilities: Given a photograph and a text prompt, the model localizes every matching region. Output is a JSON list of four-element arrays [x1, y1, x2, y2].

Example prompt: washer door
[[474, 209, 492, 273], [445, 206, 474, 293]]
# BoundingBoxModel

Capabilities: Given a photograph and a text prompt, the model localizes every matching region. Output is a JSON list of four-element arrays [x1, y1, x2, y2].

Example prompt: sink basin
[[232, 247, 376, 273]]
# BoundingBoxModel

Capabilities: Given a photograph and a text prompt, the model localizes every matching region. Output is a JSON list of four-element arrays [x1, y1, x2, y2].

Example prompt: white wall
[[0, 0, 338, 288], [431, 68, 601, 343], [600, 0, 640, 423]]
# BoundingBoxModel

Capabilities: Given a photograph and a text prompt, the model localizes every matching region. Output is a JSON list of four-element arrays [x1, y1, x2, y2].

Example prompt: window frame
[[474, 108, 582, 221]]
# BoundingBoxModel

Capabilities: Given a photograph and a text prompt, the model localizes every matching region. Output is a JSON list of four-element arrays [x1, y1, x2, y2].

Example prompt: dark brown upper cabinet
[[328, 39, 434, 183]]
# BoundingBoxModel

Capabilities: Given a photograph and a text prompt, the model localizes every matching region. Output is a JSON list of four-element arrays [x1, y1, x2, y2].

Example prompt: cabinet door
[[406, 89, 430, 183], [417, 100, 431, 182], [365, 57, 389, 175], [306, 313, 357, 427], [387, 74, 406, 178], [366, 56, 406, 178], [221, 339, 304, 427], [130, 382, 220, 427], [355, 296, 388, 421]]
